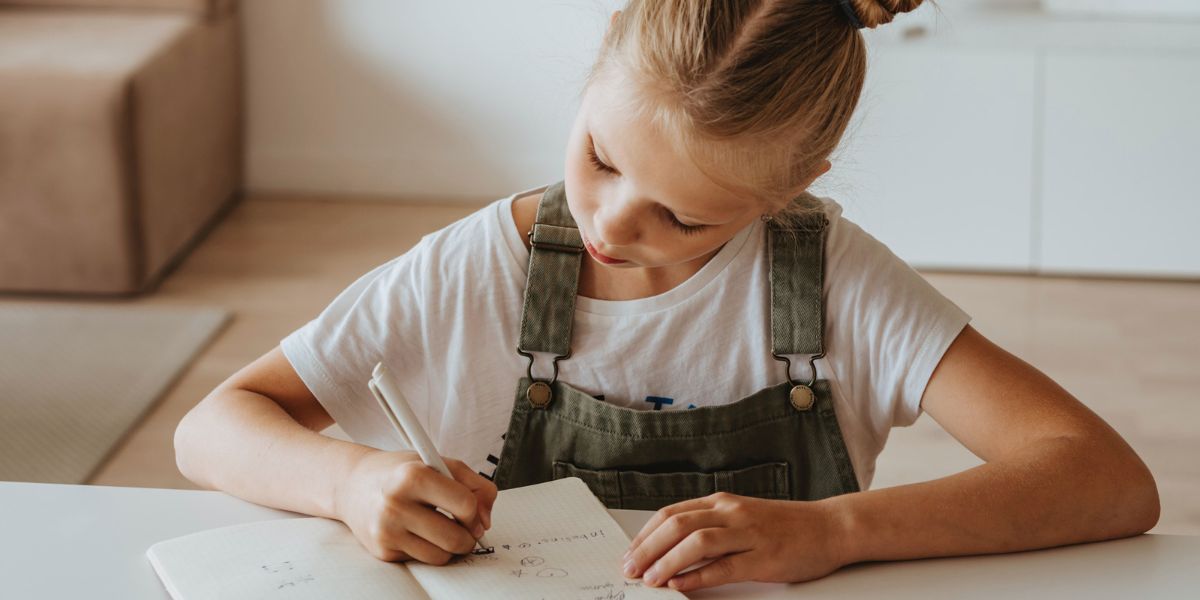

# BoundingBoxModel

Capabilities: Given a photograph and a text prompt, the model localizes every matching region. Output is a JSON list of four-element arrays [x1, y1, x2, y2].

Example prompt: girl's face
[[563, 69, 763, 271]]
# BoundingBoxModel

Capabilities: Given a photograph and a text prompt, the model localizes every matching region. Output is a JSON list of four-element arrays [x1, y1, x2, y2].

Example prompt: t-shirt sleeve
[[279, 239, 434, 452], [823, 214, 972, 437]]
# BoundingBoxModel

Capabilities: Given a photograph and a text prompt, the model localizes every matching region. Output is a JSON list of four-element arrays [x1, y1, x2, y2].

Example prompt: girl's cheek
[[566, 197, 594, 235]]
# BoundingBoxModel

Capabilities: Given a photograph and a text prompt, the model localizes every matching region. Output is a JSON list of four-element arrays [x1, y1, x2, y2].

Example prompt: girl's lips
[[581, 234, 626, 264]]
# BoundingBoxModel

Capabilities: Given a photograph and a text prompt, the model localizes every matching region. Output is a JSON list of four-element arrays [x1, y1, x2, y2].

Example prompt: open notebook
[[147, 477, 685, 599]]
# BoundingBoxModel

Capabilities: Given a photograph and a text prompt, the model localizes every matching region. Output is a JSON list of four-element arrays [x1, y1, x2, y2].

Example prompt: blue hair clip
[[836, 0, 867, 29]]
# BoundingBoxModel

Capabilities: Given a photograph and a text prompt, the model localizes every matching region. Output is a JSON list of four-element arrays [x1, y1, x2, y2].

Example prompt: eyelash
[[585, 143, 709, 236]]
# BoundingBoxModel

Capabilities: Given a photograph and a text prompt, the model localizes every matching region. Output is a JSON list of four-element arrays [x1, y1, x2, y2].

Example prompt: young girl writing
[[175, 0, 1160, 593]]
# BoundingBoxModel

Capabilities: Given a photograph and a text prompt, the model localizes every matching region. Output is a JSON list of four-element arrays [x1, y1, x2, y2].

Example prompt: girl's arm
[[624, 325, 1160, 592], [174, 346, 497, 564], [831, 324, 1160, 562], [175, 346, 364, 519]]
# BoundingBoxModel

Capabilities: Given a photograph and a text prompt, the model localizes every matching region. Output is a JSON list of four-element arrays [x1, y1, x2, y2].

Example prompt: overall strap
[[517, 180, 583, 358], [768, 195, 828, 359]]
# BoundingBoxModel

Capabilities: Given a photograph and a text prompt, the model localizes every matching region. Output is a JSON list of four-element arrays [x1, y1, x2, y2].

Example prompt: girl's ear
[[606, 10, 621, 39], [796, 160, 832, 192]]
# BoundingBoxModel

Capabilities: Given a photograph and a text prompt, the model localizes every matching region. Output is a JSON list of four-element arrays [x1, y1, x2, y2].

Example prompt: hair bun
[[844, 0, 929, 30]]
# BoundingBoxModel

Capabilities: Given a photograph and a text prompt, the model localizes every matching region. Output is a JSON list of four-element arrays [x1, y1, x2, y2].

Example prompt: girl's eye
[[662, 209, 708, 236], [586, 144, 617, 175], [586, 138, 707, 236]]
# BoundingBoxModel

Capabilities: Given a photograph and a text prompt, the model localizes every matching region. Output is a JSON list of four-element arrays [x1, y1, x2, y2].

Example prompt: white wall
[[243, 0, 623, 201]]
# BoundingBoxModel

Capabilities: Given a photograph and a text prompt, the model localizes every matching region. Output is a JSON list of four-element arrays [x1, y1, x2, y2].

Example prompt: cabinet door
[[831, 45, 1036, 270], [1040, 51, 1200, 277]]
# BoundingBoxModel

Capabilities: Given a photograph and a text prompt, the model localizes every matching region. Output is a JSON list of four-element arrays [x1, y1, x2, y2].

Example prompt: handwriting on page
[[458, 552, 570, 578], [406, 478, 686, 599], [437, 528, 662, 600], [149, 516, 438, 599], [575, 580, 651, 600], [498, 529, 609, 553], [453, 528, 608, 572], [259, 560, 318, 591]]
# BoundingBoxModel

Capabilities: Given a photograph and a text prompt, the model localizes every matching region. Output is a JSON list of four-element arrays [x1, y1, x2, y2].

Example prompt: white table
[[2, 481, 1198, 599]]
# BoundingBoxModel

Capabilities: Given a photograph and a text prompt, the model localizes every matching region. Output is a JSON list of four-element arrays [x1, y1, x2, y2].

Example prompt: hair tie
[[836, 0, 867, 29]]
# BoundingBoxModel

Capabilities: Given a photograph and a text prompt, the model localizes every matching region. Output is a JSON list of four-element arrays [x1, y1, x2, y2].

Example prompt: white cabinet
[[1040, 51, 1200, 277], [836, 6, 1200, 278], [835, 46, 1037, 271]]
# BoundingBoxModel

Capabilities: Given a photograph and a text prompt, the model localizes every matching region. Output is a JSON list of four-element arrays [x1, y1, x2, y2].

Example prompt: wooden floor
[[85, 193, 1199, 536]]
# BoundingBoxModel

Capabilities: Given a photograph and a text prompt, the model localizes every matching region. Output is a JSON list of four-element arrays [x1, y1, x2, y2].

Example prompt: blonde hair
[[582, 0, 935, 227]]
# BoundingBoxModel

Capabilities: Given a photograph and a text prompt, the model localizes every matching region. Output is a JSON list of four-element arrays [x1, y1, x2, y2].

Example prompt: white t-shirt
[[280, 183, 971, 491]]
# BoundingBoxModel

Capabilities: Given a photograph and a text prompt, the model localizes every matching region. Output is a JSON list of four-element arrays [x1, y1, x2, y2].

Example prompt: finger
[[667, 552, 756, 592], [396, 503, 479, 556], [625, 508, 722, 578], [388, 530, 455, 566], [628, 496, 715, 551], [446, 458, 494, 495], [445, 459, 497, 529], [368, 509, 456, 565], [477, 490, 494, 530], [475, 480, 498, 530], [641, 528, 746, 587], [393, 464, 483, 532], [482, 498, 493, 530]]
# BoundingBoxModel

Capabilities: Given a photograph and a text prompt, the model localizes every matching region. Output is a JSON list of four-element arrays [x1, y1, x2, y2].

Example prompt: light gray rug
[[0, 302, 230, 484]]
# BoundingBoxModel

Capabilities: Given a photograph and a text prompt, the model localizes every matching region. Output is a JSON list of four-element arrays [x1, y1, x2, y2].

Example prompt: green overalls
[[491, 181, 860, 510]]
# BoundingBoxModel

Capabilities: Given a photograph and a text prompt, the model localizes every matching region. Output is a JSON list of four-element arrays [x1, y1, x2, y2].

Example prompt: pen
[[369, 362, 494, 555]]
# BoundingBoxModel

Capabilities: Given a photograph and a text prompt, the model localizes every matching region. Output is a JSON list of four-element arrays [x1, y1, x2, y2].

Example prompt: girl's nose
[[593, 196, 640, 247]]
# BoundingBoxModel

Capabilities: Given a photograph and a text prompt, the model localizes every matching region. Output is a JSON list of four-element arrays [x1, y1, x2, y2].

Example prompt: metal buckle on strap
[[517, 347, 572, 408], [527, 225, 584, 254], [773, 352, 823, 389], [774, 352, 822, 411]]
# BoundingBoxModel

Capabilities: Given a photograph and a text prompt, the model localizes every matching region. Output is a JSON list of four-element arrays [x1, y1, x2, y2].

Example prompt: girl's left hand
[[621, 492, 849, 593]]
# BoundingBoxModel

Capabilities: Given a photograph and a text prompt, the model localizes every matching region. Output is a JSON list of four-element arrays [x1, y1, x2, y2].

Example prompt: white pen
[[369, 362, 494, 555]]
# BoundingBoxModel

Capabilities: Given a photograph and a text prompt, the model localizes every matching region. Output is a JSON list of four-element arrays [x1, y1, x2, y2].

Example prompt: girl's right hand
[[334, 449, 498, 564]]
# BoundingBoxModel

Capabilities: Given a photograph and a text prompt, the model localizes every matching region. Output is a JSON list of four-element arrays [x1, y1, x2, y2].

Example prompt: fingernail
[[623, 559, 636, 577], [473, 524, 485, 538], [644, 566, 658, 585], [621, 550, 630, 562]]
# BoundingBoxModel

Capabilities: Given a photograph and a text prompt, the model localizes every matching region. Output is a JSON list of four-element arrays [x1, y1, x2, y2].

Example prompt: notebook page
[[147, 517, 429, 600], [408, 477, 686, 600]]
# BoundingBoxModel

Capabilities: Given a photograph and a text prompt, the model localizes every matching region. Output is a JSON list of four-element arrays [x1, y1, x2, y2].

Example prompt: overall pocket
[[552, 460, 791, 511]]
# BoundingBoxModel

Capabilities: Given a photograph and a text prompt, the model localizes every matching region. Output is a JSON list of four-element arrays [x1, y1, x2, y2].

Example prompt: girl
[[175, 0, 1160, 593]]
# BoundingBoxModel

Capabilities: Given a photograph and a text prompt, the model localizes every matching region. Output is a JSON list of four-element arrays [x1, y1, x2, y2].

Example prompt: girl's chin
[[595, 259, 638, 269]]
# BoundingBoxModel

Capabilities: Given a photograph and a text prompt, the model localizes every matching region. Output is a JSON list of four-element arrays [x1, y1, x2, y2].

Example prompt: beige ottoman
[[0, 0, 241, 295]]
